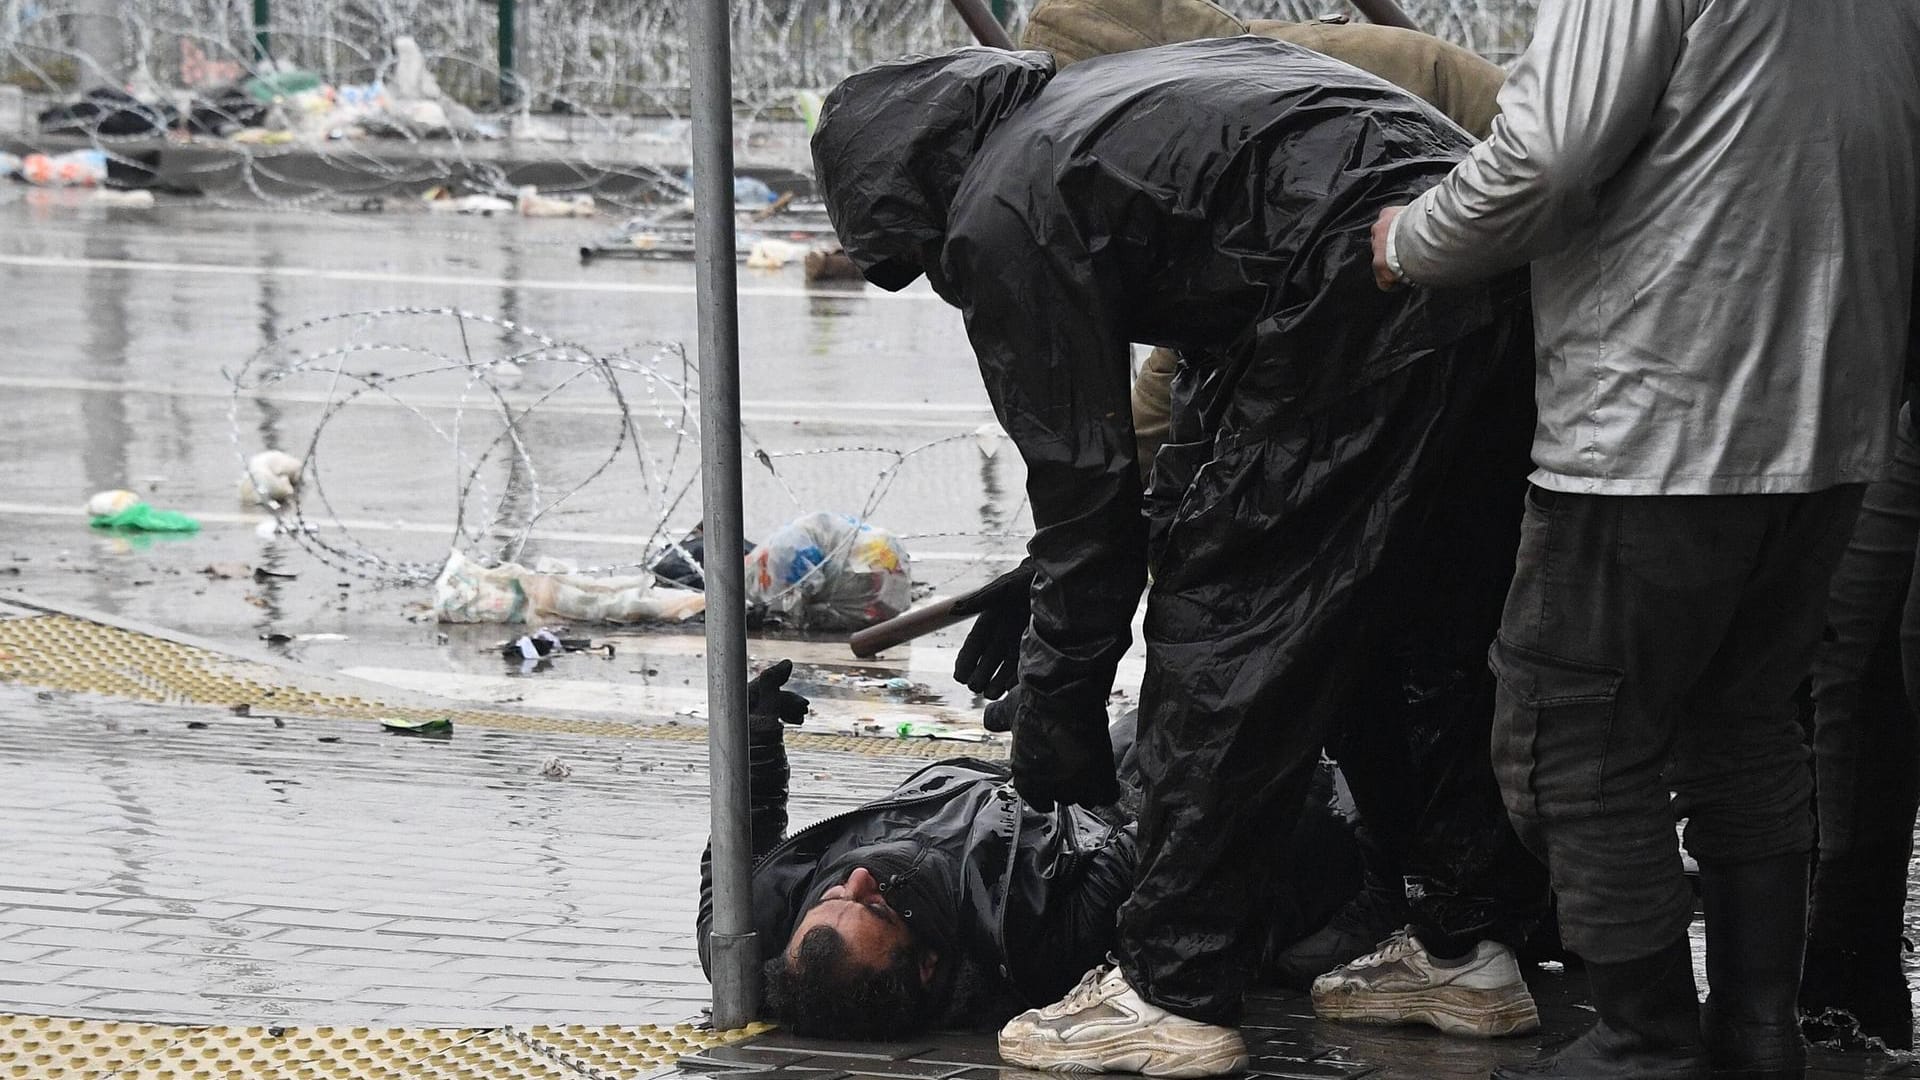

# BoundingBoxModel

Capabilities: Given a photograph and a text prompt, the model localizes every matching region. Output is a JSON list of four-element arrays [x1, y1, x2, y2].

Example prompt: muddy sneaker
[[1311, 928, 1540, 1038], [1266, 875, 1408, 989], [999, 963, 1248, 1077]]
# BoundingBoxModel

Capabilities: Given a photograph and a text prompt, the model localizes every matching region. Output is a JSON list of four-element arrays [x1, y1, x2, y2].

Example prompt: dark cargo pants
[[1810, 407, 1920, 857], [1491, 483, 1865, 965]]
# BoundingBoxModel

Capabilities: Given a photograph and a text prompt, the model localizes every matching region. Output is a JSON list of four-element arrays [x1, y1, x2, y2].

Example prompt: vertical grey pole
[[690, 0, 759, 1033]]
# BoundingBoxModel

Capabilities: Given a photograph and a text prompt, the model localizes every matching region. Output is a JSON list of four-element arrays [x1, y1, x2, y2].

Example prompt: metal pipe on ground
[[947, 0, 1017, 50], [1349, 0, 1420, 31], [690, 0, 758, 1032]]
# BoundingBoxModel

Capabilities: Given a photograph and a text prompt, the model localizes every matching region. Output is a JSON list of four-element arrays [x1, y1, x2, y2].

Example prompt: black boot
[[1698, 855, 1809, 1079], [1801, 847, 1915, 1050], [1491, 937, 1708, 1079]]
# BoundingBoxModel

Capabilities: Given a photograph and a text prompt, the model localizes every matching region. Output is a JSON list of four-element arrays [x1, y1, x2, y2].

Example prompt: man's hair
[[761, 926, 932, 1038]]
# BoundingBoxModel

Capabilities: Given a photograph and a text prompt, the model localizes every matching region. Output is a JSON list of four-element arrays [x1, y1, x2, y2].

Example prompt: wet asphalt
[[0, 190, 1051, 722]]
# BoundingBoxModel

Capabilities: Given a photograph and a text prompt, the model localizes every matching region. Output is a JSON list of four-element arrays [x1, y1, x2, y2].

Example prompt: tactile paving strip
[[510, 1023, 773, 1079], [0, 1015, 769, 1080], [0, 615, 997, 760]]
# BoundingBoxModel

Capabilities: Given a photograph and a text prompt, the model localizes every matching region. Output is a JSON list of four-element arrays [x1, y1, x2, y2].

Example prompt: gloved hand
[[747, 659, 809, 744], [952, 559, 1037, 699], [992, 687, 1118, 811]]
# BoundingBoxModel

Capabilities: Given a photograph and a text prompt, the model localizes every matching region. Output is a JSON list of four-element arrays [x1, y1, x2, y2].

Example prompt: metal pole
[[497, 0, 518, 106], [946, 0, 1015, 50], [1349, 0, 1420, 32], [690, 0, 758, 1034], [252, 0, 270, 64]]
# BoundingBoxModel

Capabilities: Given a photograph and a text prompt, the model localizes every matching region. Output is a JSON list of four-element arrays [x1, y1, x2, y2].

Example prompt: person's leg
[[1665, 485, 1864, 1079], [1488, 492, 1790, 1079], [1804, 410, 1920, 1048]]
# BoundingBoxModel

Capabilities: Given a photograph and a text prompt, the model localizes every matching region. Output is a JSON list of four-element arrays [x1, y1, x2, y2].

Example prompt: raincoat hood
[[811, 48, 1055, 291]]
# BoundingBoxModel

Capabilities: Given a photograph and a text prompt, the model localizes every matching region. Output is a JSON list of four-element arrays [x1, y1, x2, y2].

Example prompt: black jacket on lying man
[[695, 662, 1358, 1038]]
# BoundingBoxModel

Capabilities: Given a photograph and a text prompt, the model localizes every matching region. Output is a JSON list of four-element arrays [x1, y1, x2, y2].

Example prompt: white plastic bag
[[433, 551, 706, 624], [745, 512, 912, 630]]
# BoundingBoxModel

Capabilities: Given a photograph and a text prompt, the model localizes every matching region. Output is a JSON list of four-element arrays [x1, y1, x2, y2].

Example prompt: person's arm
[[697, 661, 809, 975], [948, 222, 1147, 809], [1383, 0, 1699, 288]]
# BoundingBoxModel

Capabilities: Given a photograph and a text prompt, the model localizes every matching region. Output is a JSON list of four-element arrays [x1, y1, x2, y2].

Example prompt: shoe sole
[[998, 1029, 1249, 1077], [1311, 983, 1541, 1038]]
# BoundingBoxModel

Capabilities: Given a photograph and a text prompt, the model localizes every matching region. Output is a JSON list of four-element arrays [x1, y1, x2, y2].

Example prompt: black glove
[[747, 659, 809, 743], [996, 687, 1119, 811], [952, 559, 1037, 699]]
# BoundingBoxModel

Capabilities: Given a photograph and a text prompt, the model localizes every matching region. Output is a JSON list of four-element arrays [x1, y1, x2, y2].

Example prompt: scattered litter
[[91, 188, 155, 208], [204, 562, 251, 579], [423, 188, 514, 215], [745, 238, 808, 269], [434, 551, 706, 625], [883, 677, 913, 691], [86, 490, 140, 517], [318, 735, 341, 743], [539, 756, 573, 779], [90, 497, 200, 533], [381, 715, 452, 737], [745, 512, 913, 630], [804, 245, 865, 283], [18, 149, 106, 187], [230, 703, 252, 716], [240, 450, 304, 505], [185, 721, 209, 730], [254, 567, 297, 582], [516, 185, 596, 218], [262, 631, 348, 644]]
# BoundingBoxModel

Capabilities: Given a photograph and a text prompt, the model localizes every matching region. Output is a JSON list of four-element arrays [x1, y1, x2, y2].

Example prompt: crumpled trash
[[87, 489, 198, 532], [37, 87, 172, 137], [516, 185, 596, 218], [91, 189, 155, 208], [424, 188, 514, 215], [381, 715, 452, 737], [19, 150, 107, 187], [745, 512, 913, 630], [434, 550, 707, 625], [239, 449, 304, 505], [745, 238, 808, 269], [92, 504, 200, 532]]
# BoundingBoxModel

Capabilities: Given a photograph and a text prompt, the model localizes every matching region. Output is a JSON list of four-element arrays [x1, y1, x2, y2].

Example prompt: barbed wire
[[4, 1, 1538, 217], [226, 306, 1031, 603]]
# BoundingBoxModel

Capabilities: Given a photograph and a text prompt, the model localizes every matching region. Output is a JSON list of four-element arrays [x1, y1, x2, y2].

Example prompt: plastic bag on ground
[[745, 512, 912, 630], [432, 551, 706, 625], [91, 503, 200, 532]]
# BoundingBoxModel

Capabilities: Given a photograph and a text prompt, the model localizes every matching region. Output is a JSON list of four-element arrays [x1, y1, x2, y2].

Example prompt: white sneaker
[[999, 963, 1249, 1077], [1310, 928, 1540, 1038]]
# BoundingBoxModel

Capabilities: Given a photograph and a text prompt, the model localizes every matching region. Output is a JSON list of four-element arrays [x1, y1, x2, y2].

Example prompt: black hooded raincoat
[[812, 37, 1537, 1023]]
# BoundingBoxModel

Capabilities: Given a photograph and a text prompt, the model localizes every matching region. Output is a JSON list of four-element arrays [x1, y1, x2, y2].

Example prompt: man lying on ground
[[695, 661, 1360, 1037]]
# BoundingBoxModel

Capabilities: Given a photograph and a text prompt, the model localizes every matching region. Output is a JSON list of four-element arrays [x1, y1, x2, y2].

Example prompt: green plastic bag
[[90, 503, 200, 533], [244, 69, 325, 103], [381, 716, 453, 736]]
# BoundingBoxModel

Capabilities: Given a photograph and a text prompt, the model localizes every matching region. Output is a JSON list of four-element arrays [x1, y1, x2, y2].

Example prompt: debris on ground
[[381, 715, 452, 737], [745, 512, 913, 630], [804, 245, 866, 283], [538, 756, 573, 779], [90, 189, 156, 208], [239, 450, 304, 506], [515, 185, 596, 218], [434, 552, 706, 625], [87, 490, 200, 533]]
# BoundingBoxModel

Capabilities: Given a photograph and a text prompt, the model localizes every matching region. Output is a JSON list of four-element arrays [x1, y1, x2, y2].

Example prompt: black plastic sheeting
[[813, 38, 1541, 1021]]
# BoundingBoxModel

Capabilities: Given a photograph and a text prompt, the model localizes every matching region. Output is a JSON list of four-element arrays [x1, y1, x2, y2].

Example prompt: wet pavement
[[0, 682, 923, 1027]]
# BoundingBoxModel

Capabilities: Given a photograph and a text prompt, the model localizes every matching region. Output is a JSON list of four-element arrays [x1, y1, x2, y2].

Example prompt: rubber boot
[[1698, 855, 1809, 1080], [1490, 937, 1708, 1079], [1801, 847, 1915, 1050]]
